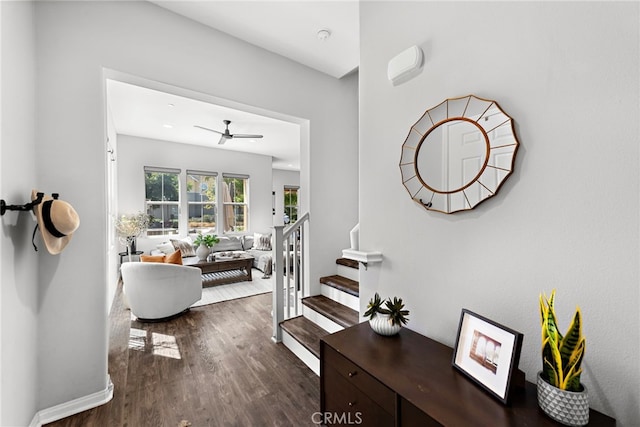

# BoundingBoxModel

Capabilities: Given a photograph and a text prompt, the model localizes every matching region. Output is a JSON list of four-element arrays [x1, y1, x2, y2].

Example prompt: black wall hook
[[0, 192, 44, 216]]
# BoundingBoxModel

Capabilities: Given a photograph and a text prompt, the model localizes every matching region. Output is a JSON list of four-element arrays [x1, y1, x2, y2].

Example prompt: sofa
[[240, 234, 273, 276], [152, 232, 273, 276]]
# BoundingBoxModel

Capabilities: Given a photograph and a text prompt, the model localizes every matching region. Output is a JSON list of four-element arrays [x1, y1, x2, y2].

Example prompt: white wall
[[359, 2, 638, 424], [0, 2, 39, 425], [28, 0, 357, 419], [117, 134, 273, 252], [273, 169, 300, 226]]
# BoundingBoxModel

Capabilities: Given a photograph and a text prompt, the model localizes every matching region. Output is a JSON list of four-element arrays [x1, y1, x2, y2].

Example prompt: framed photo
[[452, 309, 524, 404]]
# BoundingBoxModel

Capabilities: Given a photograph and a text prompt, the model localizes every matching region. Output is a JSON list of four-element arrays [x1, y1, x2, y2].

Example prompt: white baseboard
[[29, 376, 114, 427]]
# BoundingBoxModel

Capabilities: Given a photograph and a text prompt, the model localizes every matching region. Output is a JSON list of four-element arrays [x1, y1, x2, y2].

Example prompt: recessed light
[[163, 124, 173, 129], [317, 28, 331, 41]]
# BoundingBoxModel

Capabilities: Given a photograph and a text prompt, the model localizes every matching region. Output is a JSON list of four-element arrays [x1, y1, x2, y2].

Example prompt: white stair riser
[[321, 284, 359, 311], [337, 264, 359, 282], [281, 329, 320, 375], [302, 305, 343, 334]]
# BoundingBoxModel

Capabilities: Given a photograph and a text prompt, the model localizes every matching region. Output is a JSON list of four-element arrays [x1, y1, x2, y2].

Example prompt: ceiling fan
[[194, 119, 264, 145]]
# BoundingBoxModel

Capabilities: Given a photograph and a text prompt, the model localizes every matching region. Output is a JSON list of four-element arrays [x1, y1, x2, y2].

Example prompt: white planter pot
[[369, 314, 402, 336], [537, 371, 589, 426], [196, 244, 210, 261]]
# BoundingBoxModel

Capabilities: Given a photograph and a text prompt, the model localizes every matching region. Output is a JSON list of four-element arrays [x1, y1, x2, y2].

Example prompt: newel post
[[272, 225, 285, 342]]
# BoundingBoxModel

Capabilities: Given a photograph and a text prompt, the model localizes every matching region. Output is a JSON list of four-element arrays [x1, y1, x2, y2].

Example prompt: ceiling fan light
[[196, 119, 263, 143]]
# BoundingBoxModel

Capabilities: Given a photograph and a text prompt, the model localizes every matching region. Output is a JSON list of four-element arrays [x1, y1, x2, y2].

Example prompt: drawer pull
[[348, 371, 357, 377]]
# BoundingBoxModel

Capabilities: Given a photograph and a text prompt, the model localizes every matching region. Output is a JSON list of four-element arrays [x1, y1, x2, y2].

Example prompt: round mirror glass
[[415, 119, 488, 193], [399, 95, 520, 214]]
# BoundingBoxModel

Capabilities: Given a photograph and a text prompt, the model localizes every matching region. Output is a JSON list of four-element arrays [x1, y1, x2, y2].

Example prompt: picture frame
[[452, 309, 524, 404]]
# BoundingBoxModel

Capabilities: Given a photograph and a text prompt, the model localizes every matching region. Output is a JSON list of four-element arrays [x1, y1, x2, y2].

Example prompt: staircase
[[279, 257, 360, 374]]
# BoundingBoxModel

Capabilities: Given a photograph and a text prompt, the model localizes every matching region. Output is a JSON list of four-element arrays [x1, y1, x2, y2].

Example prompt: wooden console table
[[320, 323, 615, 426]]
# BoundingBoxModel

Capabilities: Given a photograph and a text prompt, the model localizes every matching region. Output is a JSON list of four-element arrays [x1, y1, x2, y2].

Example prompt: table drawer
[[323, 345, 395, 415], [399, 398, 442, 427], [323, 366, 394, 427]]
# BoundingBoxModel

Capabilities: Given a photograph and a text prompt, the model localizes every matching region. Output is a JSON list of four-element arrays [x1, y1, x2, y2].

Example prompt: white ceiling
[[108, 1, 360, 172], [107, 79, 302, 170], [149, 1, 360, 79]]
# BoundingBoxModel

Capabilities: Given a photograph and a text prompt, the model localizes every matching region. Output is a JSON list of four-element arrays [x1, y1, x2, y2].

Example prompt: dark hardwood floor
[[45, 283, 320, 427]]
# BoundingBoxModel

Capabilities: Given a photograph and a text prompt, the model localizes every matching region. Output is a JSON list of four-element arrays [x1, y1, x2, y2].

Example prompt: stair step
[[337, 264, 359, 282], [336, 257, 359, 270], [280, 316, 330, 359], [302, 295, 359, 329], [319, 275, 359, 297]]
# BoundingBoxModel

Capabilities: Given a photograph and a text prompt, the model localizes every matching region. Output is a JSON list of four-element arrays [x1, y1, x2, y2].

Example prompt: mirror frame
[[400, 95, 520, 214]]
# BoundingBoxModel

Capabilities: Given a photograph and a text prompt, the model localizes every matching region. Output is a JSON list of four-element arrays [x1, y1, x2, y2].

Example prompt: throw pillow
[[164, 250, 183, 265], [140, 254, 165, 263], [253, 233, 272, 251], [215, 236, 243, 252], [156, 241, 175, 255], [170, 238, 195, 257], [241, 234, 254, 251]]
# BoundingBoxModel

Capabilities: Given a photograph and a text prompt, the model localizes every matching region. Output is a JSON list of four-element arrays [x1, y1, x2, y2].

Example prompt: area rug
[[191, 275, 272, 308]]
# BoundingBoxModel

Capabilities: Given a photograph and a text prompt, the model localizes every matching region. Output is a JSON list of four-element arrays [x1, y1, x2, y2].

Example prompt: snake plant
[[539, 290, 586, 392]]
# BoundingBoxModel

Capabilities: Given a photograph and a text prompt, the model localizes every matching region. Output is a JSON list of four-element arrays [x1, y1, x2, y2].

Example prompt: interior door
[[444, 120, 486, 211]]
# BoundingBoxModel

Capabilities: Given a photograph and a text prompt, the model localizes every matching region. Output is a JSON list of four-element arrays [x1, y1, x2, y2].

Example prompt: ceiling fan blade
[[194, 125, 224, 135], [231, 134, 264, 139], [217, 135, 228, 145]]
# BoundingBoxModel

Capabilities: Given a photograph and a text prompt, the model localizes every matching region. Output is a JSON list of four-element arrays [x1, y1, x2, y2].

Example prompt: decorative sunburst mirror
[[400, 95, 519, 214]]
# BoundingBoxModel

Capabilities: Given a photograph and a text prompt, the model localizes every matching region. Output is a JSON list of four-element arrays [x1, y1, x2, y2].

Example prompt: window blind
[[186, 170, 217, 177], [144, 166, 181, 174], [222, 173, 250, 179]]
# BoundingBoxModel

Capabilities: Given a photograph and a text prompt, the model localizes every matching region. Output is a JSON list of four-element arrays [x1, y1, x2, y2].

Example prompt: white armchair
[[120, 262, 202, 321]]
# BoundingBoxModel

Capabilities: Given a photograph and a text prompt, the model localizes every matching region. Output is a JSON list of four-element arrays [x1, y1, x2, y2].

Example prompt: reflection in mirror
[[400, 95, 519, 214], [416, 119, 488, 193]]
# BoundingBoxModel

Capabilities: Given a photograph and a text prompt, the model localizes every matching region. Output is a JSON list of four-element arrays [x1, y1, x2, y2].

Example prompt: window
[[222, 174, 249, 232], [284, 186, 299, 224], [187, 171, 217, 233], [144, 167, 180, 236]]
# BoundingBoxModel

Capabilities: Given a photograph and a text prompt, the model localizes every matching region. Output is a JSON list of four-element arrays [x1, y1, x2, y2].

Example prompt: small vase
[[369, 314, 402, 336], [196, 244, 210, 261], [537, 371, 589, 426]]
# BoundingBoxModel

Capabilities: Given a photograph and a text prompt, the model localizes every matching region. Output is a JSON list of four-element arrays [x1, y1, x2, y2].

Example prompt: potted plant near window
[[364, 292, 410, 336], [537, 290, 589, 426], [193, 232, 219, 261]]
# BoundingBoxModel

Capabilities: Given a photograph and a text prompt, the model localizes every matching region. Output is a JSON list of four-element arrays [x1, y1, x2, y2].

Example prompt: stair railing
[[272, 212, 309, 342]]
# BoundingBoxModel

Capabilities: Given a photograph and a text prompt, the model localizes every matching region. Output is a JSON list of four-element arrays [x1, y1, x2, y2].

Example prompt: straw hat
[[31, 190, 80, 254]]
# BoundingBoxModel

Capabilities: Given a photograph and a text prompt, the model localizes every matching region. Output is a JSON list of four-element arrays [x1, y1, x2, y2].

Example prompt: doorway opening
[[103, 69, 309, 313]]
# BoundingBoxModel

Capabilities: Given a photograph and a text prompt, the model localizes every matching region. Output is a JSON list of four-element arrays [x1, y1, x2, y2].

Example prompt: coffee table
[[183, 254, 254, 287]]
